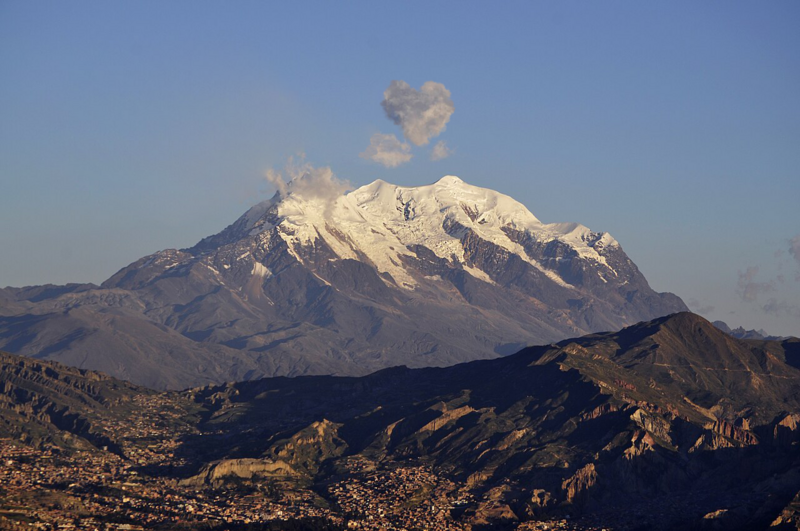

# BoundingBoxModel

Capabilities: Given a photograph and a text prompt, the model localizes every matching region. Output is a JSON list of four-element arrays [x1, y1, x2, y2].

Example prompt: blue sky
[[1, 2, 799, 335]]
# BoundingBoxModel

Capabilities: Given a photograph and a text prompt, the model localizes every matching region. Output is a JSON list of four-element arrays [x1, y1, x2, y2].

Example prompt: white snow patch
[[311, 272, 333, 287], [529, 261, 573, 289], [251, 262, 272, 278], [462, 266, 496, 285]]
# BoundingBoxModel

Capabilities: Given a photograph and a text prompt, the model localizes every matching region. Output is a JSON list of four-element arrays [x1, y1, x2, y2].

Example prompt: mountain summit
[[1, 176, 686, 388], [191, 175, 620, 291]]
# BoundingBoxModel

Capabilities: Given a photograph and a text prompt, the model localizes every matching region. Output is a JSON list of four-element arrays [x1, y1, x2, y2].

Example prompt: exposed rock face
[[631, 408, 673, 445], [562, 463, 597, 505], [527, 489, 555, 515], [709, 419, 758, 446], [0, 177, 686, 389], [774, 413, 800, 446], [181, 458, 299, 486]]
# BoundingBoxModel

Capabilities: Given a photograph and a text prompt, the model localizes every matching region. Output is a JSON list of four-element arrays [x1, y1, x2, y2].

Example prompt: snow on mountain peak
[[235, 176, 618, 289]]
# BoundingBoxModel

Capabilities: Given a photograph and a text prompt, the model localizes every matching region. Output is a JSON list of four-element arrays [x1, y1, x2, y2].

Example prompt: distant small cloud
[[430, 140, 454, 161], [359, 133, 413, 168], [687, 298, 715, 315], [382, 80, 454, 146], [737, 266, 773, 302]]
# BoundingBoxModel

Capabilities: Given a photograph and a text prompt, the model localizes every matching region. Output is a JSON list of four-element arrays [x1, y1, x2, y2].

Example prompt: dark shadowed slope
[[2, 313, 799, 529], [176, 313, 800, 529]]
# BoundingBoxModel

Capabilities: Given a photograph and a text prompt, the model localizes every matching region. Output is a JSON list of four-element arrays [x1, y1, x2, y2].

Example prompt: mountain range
[[713, 320, 786, 340], [0, 176, 686, 389], [3, 312, 799, 529]]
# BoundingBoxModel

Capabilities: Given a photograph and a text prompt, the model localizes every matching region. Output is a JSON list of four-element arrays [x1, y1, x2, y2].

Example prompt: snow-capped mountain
[[0, 176, 686, 389], [195, 176, 619, 289]]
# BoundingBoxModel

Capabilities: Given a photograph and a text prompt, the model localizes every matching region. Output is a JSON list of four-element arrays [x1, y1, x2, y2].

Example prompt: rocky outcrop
[[774, 413, 800, 446], [562, 463, 598, 505], [181, 458, 298, 486], [267, 419, 348, 476], [631, 409, 673, 445], [709, 419, 758, 446], [526, 489, 555, 516]]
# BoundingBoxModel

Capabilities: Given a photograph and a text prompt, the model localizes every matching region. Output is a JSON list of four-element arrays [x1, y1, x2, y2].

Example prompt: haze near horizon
[[1, 1, 799, 335]]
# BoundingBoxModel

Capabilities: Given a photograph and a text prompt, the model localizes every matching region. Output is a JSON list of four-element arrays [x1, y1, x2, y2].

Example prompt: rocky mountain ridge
[[2, 313, 800, 529], [713, 319, 786, 340], [0, 350, 147, 451]]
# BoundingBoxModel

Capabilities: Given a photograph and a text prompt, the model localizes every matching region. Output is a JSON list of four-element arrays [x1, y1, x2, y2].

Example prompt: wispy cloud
[[763, 298, 800, 318], [790, 234, 800, 281], [430, 140, 454, 161], [382, 80, 454, 146], [737, 266, 773, 302], [735, 244, 800, 325], [359, 133, 413, 168]]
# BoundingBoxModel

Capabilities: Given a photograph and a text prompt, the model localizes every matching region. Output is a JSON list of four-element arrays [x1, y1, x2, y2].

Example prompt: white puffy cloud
[[430, 140, 454, 161], [381, 80, 454, 146], [359, 133, 413, 168], [265, 154, 350, 204]]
